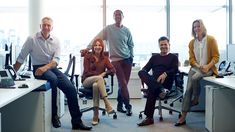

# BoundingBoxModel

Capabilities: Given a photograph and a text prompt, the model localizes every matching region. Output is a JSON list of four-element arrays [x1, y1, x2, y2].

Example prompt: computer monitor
[[5, 43, 12, 66]]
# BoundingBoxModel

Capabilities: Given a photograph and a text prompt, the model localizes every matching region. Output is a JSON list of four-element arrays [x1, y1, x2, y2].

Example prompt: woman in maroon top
[[82, 38, 116, 125]]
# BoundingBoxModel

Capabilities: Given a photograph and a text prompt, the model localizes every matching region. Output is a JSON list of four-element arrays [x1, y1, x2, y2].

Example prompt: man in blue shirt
[[13, 17, 92, 130]]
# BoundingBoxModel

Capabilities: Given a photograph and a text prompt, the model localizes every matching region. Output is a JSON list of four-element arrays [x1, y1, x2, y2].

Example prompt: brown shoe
[[159, 89, 170, 99], [137, 118, 154, 126]]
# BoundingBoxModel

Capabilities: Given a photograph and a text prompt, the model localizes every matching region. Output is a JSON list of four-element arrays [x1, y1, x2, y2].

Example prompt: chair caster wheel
[[83, 100, 87, 104], [164, 100, 168, 104], [139, 114, 142, 119], [102, 110, 106, 115], [170, 103, 173, 107], [113, 113, 117, 119], [178, 114, 182, 118], [169, 110, 173, 114], [159, 117, 163, 121]]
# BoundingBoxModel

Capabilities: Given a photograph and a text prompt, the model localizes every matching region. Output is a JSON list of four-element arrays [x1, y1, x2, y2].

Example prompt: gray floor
[[52, 98, 207, 132]]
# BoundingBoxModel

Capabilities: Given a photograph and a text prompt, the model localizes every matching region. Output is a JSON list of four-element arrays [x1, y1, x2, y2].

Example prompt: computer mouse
[[18, 83, 29, 88]]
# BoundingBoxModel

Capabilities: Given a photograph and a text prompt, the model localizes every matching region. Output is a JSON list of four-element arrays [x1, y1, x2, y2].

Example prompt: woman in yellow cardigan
[[175, 19, 220, 126]]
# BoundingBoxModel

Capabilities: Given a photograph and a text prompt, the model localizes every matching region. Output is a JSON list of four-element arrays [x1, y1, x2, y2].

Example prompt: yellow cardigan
[[188, 35, 220, 75]]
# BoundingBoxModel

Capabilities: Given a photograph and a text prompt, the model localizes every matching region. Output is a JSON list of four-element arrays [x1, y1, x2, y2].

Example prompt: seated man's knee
[[138, 70, 147, 78], [48, 77, 58, 87]]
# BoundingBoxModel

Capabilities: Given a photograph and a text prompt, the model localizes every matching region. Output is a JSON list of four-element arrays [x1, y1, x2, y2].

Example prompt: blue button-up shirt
[[17, 32, 61, 65]]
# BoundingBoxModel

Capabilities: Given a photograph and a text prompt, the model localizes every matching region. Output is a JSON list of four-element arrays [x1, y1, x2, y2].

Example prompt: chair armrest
[[74, 74, 79, 87]]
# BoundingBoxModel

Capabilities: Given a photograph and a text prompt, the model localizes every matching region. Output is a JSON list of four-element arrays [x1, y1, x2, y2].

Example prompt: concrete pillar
[[28, 0, 45, 35]]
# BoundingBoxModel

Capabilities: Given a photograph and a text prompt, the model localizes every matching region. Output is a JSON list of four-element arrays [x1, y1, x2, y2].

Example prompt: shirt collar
[[36, 32, 53, 41], [196, 35, 207, 43]]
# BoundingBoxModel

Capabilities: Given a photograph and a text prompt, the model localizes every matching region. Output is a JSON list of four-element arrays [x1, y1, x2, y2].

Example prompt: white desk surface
[[203, 76, 235, 90], [0, 79, 46, 108]]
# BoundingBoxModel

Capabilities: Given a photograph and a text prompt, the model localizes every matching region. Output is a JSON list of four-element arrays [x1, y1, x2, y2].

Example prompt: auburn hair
[[91, 38, 105, 59]]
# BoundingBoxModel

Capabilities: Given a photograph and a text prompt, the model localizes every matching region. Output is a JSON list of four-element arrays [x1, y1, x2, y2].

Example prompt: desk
[[0, 79, 46, 108], [109, 66, 142, 99], [203, 76, 235, 89], [0, 79, 51, 132], [203, 76, 235, 132]]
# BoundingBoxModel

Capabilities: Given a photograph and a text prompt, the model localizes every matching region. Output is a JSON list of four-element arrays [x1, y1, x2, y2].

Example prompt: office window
[[170, 0, 227, 64], [107, 0, 166, 67], [43, 0, 103, 73], [0, 0, 28, 62]]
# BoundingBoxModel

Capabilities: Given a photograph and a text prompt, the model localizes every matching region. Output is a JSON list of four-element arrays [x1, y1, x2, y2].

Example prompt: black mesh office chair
[[139, 53, 182, 121], [77, 51, 117, 119], [58, 54, 76, 107], [63, 54, 76, 83], [169, 71, 185, 107]]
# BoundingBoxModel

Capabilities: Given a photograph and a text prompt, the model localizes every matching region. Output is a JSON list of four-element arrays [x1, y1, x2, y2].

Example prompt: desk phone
[[0, 69, 15, 88]]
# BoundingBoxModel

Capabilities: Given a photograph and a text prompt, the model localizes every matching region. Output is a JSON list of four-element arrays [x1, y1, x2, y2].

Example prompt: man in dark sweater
[[137, 36, 179, 126]]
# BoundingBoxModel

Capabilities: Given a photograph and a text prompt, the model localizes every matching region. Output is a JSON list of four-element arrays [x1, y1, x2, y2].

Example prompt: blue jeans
[[111, 57, 133, 109], [33, 65, 82, 125]]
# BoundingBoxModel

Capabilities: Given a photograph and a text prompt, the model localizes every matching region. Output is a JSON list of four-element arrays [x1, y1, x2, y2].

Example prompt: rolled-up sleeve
[[52, 38, 61, 65], [17, 37, 32, 64]]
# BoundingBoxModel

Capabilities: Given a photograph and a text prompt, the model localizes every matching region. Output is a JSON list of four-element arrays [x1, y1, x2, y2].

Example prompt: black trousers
[[138, 70, 163, 118]]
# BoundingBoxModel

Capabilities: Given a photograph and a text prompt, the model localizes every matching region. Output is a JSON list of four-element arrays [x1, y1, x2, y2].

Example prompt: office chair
[[61, 54, 76, 106], [63, 54, 76, 83], [139, 53, 182, 121], [169, 71, 185, 107], [77, 51, 117, 119]]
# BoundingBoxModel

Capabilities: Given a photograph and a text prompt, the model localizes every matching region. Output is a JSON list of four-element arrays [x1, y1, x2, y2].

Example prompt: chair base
[[80, 106, 118, 119], [139, 99, 181, 121], [169, 94, 183, 107]]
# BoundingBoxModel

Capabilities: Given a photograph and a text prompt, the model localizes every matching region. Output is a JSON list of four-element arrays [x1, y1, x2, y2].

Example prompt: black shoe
[[72, 121, 92, 130], [174, 120, 186, 126], [137, 118, 154, 126], [117, 107, 126, 113], [52, 115, 61, 128], [126, 107, 132, 116]]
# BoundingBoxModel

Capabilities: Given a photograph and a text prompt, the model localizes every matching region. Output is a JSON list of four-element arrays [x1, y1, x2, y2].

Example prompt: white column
[[28, 0, 45, 35]]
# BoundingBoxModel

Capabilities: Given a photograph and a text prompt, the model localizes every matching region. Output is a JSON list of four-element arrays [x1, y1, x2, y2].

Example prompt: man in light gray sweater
[[81, 9, 134, 116]]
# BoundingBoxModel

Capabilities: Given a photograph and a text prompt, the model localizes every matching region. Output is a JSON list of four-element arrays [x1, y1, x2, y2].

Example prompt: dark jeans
[[33, 65, 82, 125], [138, 70, 163, 118], [111, 57, 133, 109]]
